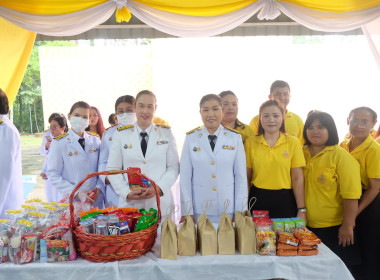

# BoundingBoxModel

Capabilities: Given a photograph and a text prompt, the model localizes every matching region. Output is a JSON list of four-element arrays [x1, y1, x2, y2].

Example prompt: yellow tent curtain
[[0, 0, 379, 16], [0, 17, 36, 107]]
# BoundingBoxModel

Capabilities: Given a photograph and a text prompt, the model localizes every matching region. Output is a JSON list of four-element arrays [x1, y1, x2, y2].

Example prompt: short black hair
[[219, 90, 237, 100], [348, 107, 377, 122], [304, 111, 339, 146], [51, 114, 68, 133], [115, 95, 135, 111], [48, 112, 63, 123], [0, 88, 9, 114], [136, 90, 156, 103], [199, 94, 222, 108], [270, 80, 290, 94], [108, 113, 116, 125]]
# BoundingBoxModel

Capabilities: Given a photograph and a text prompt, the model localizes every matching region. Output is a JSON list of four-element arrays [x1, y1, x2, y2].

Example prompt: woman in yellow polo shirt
[[303, 111, 361, 269], [245, 100, 306, 219], [340, 107, 380, 280], [219, 90, 255, 143]]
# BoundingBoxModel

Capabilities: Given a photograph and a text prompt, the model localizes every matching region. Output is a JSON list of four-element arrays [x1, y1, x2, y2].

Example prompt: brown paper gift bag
[[161, 206, 178, 260], [178, 201, 197, 256], [235, 197, 256, 255], [197, 201, 217, 256], [218, 199, 235, 255]]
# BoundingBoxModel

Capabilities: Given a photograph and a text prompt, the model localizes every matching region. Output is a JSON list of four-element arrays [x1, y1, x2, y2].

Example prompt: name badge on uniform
[[157, 140, 169, 145], [193, 147, 201, 152], [124, 144, 132, 149], [90, 148, 97, 152], [222, 145, 235, 150]]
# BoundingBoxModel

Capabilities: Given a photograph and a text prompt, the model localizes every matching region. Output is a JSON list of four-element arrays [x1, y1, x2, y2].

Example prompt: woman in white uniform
[[47, 101, 103, 207], [180, 94, 247, 223], [107, 90, 179, 213], [0, 89, 23, 217], [99, 95, 137, 207], [40, 113, 67, 201]]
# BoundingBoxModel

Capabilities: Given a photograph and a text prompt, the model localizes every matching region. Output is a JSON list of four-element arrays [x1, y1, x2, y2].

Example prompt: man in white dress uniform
[[107, 90, 179, 213]]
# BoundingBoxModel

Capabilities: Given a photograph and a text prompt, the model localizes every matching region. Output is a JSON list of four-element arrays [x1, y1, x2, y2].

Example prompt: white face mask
[[117, 112, 137, 126], [70, 116, 89, 133]]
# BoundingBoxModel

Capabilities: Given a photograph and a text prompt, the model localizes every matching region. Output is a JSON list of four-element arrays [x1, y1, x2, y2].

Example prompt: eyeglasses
[[50, 125, 59, 131], [349, 118, 372, 127]]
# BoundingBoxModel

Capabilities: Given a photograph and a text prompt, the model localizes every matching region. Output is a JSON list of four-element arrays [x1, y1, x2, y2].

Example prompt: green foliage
[[13, 41, 77, 133]]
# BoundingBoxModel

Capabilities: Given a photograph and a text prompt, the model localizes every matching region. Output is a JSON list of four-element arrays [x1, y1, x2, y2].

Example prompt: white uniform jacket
[[0, 115, 23, 217], [98, 124, 121, 207], [40, 129, 52, 156], [107, 123, 179, 212], [180, 125, 247, 220], [46, 129, 102, 206]]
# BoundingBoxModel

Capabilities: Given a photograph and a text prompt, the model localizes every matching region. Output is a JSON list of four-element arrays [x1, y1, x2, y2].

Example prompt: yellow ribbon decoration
[[116, 6, 132, 23]]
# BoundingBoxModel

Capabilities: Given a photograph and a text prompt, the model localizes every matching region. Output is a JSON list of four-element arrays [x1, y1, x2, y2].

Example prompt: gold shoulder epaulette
[[87, 131, 100, 137], [117, 125, 134, 131], [0, 118, 3, 124], [223, 126, 239, 134], [44, 128, 49, 132], [186, 126, 201, 135], [54, 132, 68, 140], [157, 124, 171, 129]]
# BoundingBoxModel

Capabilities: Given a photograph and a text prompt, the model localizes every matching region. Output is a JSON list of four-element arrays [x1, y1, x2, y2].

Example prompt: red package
[[298, 249, 319, 256], [277, 249, 298, 256], [127, 167, 143, 188], [278, 232, 298, 246], [277, 243, 298, 250], [298, 244, 318, 250]]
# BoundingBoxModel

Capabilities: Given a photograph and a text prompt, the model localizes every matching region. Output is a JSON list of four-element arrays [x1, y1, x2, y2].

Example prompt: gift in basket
[[69, 169, 161, 262]]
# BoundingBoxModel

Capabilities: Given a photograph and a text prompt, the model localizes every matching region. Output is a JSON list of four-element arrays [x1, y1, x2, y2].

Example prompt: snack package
[[46, 240, 69, 262], [20, 234, 37, 264], [294, 227, 321, 247], [277, 249, 298, 256], [256, 221, 276, 256], [278, 232, 299, 247], [127, 167, 143, 190], [272, 219, 285, 234], [277, 243, 299, 250], [298, 249, 319, 256]]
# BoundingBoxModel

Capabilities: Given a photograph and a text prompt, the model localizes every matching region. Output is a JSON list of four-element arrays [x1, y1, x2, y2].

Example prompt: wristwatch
[[297, 207, 307, 213]]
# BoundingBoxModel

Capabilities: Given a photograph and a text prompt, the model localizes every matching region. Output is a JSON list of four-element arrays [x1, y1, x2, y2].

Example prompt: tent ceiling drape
[[1, 0, 380, 106]]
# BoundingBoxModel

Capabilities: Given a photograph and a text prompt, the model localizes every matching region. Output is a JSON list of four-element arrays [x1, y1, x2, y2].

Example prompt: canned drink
[[80, 220, 93, 234], [141, 179, 150, 188], [95, 221, 108, 235], [108, 217, 120, 235]]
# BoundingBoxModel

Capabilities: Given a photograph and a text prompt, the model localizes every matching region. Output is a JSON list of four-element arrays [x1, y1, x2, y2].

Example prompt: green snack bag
[[294, 219, 306, 228], [149, 208, 158, 218], [135, 215, 154, 232], [272, 220, 284, 233], [284, 221, 296, 233]]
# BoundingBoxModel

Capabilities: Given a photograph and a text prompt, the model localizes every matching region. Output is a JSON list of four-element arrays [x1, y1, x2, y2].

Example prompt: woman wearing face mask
[[219, 90, 254, 144], [340, 107, 380, 280], [99, 95, 137, 207], [47, 101, 103, 207], [245, 100, 306, 220], [180, 94, 247, 222], [303, 111, 361, 270], [86, 106, 105, 139], [40, 113, 68, 202]]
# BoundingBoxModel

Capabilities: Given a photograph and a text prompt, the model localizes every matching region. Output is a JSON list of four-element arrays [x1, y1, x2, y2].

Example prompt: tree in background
[[13, 40, 76, 133]]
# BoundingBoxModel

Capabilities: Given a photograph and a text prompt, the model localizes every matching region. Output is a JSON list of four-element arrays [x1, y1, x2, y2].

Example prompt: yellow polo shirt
[[340, 135, 380, 189], [234, 120, 255, 144], [249, 111, 304, 143], [303, 145, 362, 228], [245, 133, 305, 190]]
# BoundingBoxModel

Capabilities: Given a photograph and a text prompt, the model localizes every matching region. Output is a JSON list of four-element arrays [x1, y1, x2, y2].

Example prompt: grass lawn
[[21, 134, 44, 148]]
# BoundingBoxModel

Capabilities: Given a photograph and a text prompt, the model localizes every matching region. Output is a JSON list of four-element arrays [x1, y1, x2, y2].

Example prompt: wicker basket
[[69, 170, 161, 262]]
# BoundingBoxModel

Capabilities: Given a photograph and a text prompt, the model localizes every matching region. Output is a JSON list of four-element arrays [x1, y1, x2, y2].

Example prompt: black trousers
[[249, 185, 297, 218]]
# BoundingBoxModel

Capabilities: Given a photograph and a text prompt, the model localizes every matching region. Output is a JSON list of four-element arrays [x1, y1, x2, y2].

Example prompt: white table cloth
[[0, 235, 354, 280]]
